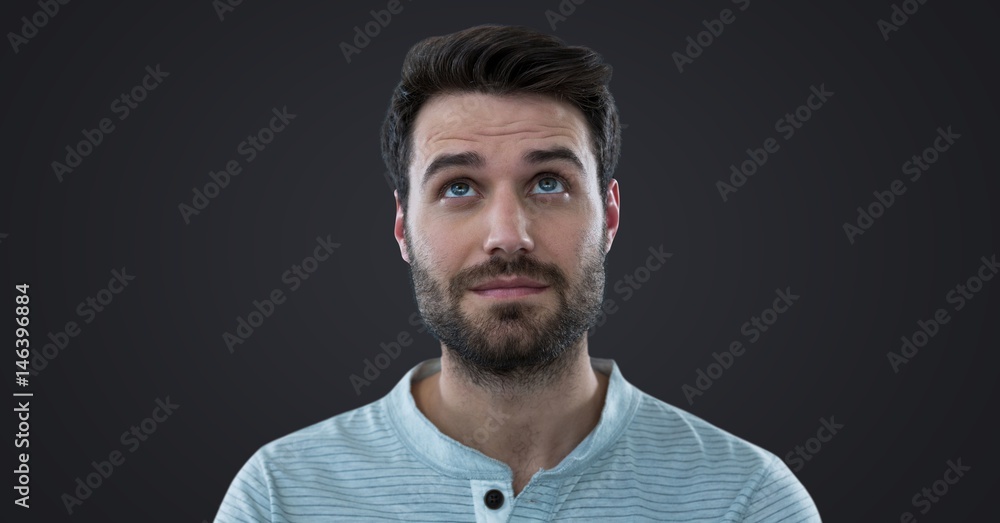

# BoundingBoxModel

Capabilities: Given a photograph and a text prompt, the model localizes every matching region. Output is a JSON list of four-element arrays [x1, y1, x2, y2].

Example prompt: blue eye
[[444, 182, 477, 198], [532, 177, 565, 194]]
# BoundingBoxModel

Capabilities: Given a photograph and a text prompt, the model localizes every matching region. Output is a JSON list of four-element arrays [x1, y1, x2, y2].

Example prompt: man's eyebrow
[[420, 146, 586, 189], [422, 151, 485, 189], [522, 146, 585, 173]]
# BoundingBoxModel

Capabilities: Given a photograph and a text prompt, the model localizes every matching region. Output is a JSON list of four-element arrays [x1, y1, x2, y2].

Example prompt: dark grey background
[[2, 0, 997, 521]]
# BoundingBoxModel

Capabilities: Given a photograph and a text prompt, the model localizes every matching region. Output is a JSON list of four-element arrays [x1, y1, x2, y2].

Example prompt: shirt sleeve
[[214, 452, 274, 523], [740, 455, 822, 522]]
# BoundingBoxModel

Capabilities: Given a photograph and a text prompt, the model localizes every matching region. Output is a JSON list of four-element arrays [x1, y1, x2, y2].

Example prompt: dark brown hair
[[380, 24, 621, 209]]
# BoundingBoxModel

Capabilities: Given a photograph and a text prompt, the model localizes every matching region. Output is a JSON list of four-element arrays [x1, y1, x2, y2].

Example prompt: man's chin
[[452, 340, 559, 372], [463, 296, 550, 320], [472, 320, 540, 346], [460, 317, 575, 356]]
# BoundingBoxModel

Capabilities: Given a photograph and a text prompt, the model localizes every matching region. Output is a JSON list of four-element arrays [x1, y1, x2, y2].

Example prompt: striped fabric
[[215, 357, 821, 522]]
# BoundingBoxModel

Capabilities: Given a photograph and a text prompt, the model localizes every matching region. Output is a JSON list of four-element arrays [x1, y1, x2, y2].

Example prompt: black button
[[484, 489, 504, 509]]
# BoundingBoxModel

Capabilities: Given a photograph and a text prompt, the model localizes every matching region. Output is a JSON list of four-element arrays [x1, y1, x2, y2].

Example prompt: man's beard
[[406, 224, 607, 399]]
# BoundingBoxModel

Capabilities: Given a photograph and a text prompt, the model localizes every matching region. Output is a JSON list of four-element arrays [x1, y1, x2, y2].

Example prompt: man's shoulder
[[214, 392, 428, 521], [252, 395, 396, 467], [623, 389, 781, 472], [602, 390, 821, 520]]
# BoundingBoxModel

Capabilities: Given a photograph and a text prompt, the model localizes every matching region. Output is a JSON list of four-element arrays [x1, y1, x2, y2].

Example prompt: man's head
[[380, 25, 621, 395]]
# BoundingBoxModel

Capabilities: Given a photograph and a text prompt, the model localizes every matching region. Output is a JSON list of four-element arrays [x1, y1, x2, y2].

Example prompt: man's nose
[[482, 189, 534, 256]]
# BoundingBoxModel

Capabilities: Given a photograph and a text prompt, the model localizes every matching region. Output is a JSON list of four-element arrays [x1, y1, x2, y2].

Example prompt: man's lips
[[469, 276, 549, 298]]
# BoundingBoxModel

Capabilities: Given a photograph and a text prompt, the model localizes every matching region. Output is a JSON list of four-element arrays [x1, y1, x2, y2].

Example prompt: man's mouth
[[469, 276, 549, 298]]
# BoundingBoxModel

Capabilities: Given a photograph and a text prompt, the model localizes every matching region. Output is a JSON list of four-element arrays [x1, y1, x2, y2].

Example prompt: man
[[216, 24, 821, 522]]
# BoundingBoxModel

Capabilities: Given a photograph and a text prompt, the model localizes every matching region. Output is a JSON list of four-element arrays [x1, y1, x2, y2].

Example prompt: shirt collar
[[384, 356, 641, 480]]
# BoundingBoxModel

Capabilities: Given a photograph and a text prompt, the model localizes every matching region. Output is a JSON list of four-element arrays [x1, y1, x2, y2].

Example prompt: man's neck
[[412, 341, 610, 494]]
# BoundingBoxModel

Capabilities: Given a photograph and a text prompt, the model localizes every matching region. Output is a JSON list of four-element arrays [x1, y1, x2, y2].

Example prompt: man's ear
[[393, 190, 411, 264], [604, 178, 620, 253]]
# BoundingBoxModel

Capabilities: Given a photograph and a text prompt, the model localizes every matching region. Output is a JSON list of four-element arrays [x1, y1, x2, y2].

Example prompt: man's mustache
[[448, 255, 568, 298]]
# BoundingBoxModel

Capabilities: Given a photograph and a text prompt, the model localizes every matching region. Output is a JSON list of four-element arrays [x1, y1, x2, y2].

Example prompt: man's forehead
[[410, 92, 596, 178]]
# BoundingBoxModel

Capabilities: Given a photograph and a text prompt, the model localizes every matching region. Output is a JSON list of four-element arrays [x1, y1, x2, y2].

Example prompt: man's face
[[394, 92, 620, 388]]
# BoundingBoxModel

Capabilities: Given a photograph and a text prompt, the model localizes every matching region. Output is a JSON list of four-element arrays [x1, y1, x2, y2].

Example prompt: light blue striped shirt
[[216, 357, 821, 521]]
